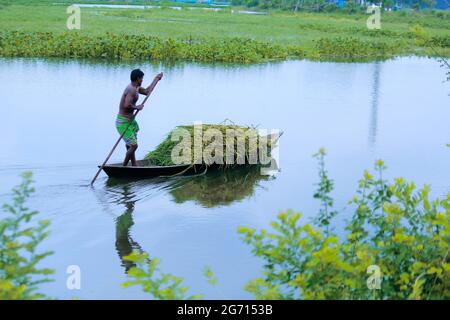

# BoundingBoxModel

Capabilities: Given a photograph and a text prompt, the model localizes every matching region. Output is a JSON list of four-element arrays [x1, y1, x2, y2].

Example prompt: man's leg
[[131, 144, 138, 166], [123, 144, 138, 166], [123, 145, 130, 166]]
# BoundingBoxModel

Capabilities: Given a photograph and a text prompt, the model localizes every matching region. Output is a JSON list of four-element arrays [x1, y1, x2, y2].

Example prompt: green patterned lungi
[[115, 115, 139, 146]]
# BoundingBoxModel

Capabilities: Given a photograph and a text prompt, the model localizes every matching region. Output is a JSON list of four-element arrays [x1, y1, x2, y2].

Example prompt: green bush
[[0, 172, 54, 300], [238, 150, 450, 299]]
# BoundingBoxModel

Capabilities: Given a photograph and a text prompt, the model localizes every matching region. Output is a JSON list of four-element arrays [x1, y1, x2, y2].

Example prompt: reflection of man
[[116, 69, 163, 166], [112, 183, 147, 273], [115, 202, 140, 273]]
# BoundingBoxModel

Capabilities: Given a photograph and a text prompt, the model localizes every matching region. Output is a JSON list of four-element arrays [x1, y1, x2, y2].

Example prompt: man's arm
[[138, 72, 163, 96]]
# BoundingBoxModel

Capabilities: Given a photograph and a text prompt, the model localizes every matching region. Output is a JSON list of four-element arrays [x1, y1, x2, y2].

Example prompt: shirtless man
[[116, 69, 163, 166]]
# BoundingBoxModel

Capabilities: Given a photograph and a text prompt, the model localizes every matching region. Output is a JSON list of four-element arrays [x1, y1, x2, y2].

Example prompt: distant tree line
[[230, 0, 449, 11]]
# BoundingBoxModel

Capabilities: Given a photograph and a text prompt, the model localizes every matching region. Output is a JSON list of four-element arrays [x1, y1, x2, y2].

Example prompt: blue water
[[0, 57, 449, 299]]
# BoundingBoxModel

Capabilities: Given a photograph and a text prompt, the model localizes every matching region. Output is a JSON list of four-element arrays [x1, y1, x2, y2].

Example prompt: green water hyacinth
[[0, 31, 417, 63], [313, 37, 401, 61], [0, 31, 292, 63]]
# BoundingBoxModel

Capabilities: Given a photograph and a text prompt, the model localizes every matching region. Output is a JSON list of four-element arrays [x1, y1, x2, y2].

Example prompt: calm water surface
[[0, 57, 449, 299]]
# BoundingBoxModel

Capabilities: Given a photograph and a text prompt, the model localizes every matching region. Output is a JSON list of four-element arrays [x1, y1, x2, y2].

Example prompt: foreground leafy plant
[[239, 151, 449, 300], [0, 172, 54, 300], [312, 148, 338, 232], [122, 251, 203, 300], [203, 265, 219, 288]]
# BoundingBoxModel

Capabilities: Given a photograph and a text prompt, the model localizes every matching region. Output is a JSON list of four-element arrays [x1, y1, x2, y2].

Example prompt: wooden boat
[[101, 160, 209, 179]]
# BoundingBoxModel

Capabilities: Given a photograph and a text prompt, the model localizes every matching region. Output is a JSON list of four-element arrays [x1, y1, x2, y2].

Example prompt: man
[[116, 69, 163, 166]]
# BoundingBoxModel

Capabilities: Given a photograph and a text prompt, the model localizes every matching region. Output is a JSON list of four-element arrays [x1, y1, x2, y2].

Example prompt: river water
[[0, 57, 448, 299]]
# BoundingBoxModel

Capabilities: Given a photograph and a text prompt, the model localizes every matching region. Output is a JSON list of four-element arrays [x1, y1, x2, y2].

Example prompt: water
[[0, 57, 449, 299]]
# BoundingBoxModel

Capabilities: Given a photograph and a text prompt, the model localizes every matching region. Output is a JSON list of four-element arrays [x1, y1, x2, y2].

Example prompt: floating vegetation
[[0, 31, 293, 63], [145, 124, 277, 168], [313, 37, 402, 61], [1, 25, 446, 63], [1, 31, 434, 63]]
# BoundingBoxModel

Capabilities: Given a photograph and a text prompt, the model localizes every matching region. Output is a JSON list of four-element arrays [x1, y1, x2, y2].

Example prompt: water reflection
[[115, 185, 143, 273], [105, 180, 148, 272], [0, 57, 279, 76], [167, 166, 275, 208], [102, 165, 275, 272], [368, 62, 381, 149]]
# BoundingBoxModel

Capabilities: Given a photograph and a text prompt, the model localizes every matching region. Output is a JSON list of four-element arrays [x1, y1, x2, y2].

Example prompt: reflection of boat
[[168, 165, 275, 208]]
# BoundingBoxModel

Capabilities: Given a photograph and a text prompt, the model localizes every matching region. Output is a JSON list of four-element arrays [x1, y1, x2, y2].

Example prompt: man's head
[[130, 69, 144, 86]]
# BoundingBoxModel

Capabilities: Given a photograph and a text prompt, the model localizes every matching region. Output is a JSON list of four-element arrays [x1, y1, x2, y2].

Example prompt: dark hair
[[130, 69, 144, 82]]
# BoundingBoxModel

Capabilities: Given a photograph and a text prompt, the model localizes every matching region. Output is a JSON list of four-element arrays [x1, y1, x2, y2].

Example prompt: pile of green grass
[[145, 124, 276, 167]]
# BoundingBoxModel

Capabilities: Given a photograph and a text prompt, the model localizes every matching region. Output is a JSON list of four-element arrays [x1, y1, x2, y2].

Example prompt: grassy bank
[[0, 3, 449, 62]]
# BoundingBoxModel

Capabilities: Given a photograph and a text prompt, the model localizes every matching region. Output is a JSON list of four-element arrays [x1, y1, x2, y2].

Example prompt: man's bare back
[[119, 84, 140, 119]]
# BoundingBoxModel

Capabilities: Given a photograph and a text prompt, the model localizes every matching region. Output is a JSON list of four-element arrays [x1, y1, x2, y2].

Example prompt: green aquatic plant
[[238, 151, 450, 300], [0, 172, 54, 300], [0, 31, 293, 63], [312, 37, 401, 61], [411, 25, 450, 87]]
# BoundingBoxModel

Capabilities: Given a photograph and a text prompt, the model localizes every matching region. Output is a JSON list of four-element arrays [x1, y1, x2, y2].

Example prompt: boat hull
[[101, 161, 208, 179]]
